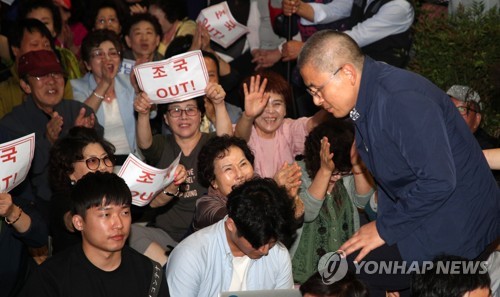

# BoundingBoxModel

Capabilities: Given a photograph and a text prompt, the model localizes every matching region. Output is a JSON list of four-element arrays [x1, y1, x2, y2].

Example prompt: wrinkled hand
[[74, 107, 96, 128], [133, 92, 153, 115], [339, 221, 385, 262], [274, 162, 302, 197], [243, 75, 270, 118], [129, 3, 148, 14], [252, 49, 281, 70], [46, 111, 64, 144], [205, 82, 226, 106], [282, 0, 301, 16], [0, 192, 14, 217], [320, 137, 335, 172], [282, 40, 304, 62], [190, 22, 211, 52]]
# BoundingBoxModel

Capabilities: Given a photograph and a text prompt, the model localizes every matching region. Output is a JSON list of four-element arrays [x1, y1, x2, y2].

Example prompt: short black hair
[[198, 135, 255, 188], [202, 50, 220, 79], [18, 0, 63, 36], [300, 271, 368, 297], [410, 255, 491, 297], [50, 126, 115, 192], [71, 172, 131, 218], [123, 13, 162, 37], [227, 178, 297, 248], [89, 0, 128, 32], [149, 0, 187, 24], [81, 29, 123, 63], [304, 118, 354, 179], [9, 18, 55, 50]]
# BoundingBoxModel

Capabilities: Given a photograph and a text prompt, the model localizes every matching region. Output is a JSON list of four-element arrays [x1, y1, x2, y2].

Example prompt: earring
[[70, 180, 76, 186]]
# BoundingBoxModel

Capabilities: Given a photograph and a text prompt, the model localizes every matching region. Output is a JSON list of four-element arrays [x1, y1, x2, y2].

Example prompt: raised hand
[[274, 162, 302, 198], [243, 75, 270, 118], [46, 111, 64, 144], [320, 137, 335, 173], [133, 92, 153, 115], [74, 107, 95, 128], [205, 82, 226, 106]]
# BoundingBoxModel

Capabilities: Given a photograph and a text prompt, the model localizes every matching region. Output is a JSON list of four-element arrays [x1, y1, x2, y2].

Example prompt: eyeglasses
[[77, 156, 114, 171], [167, 106, 199, 118], [91, 48, 121, 60], [332, 170, 352, 178], [306, 66, 343, 98], [456, 106, 478, 116], [96, 18, 118, 25], [30, 72, 64, 82]]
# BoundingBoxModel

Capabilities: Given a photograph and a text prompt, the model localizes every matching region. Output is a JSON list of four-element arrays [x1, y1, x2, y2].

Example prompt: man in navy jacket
[[298, 30, 499, 295]]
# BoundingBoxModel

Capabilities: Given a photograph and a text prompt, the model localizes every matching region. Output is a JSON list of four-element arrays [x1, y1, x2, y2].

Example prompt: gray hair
[[297, 30, 364, 74]]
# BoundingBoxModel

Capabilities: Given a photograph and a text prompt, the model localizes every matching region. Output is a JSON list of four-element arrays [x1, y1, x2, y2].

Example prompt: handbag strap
[[148, 260, 163, 297]]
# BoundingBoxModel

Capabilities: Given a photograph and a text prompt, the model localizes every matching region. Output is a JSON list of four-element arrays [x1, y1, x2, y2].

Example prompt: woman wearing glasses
[[132, 81, 232, 264], [70, 29, 136, 166], [48, 126, 116, 254], [234, 70, 329, 178], [290, 118, 377, 284]]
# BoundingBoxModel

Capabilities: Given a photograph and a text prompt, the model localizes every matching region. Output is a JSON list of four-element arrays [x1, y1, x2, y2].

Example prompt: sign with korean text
[[117, 153, 182, 207], [133, 50, 208, 104], [196, 1, 249, 48], [0, 133, 35, 192], [118, 58, 135, 75]]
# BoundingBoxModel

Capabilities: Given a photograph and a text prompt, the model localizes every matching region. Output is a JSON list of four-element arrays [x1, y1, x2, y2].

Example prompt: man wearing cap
[[447, 85, 499, 150], [0, 19, 74, 118], [0, 49, 102, 207]]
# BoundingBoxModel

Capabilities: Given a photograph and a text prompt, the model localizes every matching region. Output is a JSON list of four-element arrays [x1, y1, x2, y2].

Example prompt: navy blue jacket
[[353, 57, 499, 261]]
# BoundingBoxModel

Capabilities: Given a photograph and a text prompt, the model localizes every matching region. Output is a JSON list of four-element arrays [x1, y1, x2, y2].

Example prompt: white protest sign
[[196, 1, 249, 48], [133, 50, 208, 104], [0, 133, 35, 192], [117, 153, 182, 207], [118, 58, 135, 75]]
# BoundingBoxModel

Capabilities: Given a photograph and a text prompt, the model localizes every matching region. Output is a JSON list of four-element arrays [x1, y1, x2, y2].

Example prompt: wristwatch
[[163, 188, 180, 197]]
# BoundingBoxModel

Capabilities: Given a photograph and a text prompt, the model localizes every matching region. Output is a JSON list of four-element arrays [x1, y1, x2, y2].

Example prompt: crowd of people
[[0, 1, 498, 297]]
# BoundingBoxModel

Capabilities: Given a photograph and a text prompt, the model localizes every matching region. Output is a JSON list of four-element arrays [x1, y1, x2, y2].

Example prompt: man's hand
[[46, 111, 64, 144], [74, 107, 95, 128], [282, 40, 304, 62], [339, 221, 385, 262], [282, 0, 302, 16]]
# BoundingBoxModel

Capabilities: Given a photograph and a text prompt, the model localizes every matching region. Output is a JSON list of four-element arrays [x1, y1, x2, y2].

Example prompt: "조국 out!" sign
[[133, 50, 208, 104]]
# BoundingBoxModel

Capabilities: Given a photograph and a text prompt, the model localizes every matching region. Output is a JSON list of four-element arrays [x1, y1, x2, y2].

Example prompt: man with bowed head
[[297, 30, 499, 295]]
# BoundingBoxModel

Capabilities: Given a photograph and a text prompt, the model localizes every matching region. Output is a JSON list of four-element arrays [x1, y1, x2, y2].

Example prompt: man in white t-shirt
[[166, 178, 298, 297]]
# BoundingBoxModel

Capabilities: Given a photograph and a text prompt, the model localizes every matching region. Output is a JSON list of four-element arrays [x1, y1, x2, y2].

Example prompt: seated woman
[[235, 70, 328, 178], [70, 29, 136, 165], [193, 135, 304, 232], [291, 118, 377, 284], [131, 80, 233, 263], [49, 126, 116, 253]]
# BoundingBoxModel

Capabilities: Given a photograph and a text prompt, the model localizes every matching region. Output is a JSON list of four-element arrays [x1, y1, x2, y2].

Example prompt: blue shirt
[[353, 57, 499, 261], [166, 217, 294, 297]]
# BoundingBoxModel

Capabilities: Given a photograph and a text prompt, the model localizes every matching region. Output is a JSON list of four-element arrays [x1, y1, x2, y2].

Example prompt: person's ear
[[226, 217, 236, 233], [125, 35, 132, 48], [154, 35, 160, 47], [11, 46, 20, 59], [72, 214, 84, 231], [19, 79, 31, 94], [341, 63, 358, 86], [474, 112, 482, 130], [83, 60, 92, 72], [163, 113, 169, 126]]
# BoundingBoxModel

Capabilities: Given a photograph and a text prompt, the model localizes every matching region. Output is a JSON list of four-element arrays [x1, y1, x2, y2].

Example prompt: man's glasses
[[96, 18, 118, 25], [456, 106, 478, 116], [91, 48, 120, 60], [30, 72, 64, 82], [332, 170, 352, 178], [306, 66, 343, 98], [167, 107, 199, 118], [77, 156, 114, 171]]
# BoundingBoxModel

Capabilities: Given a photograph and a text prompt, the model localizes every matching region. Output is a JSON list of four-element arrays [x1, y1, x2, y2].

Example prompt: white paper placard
[[0, 133, 35, 192], [196, 1, 249, 48]]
